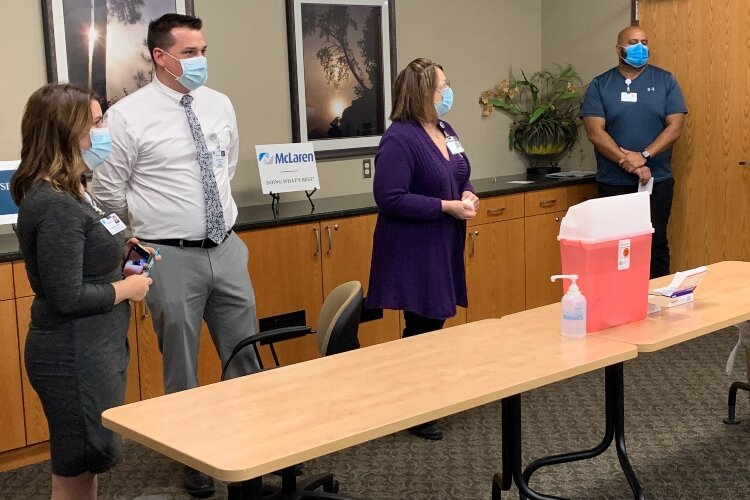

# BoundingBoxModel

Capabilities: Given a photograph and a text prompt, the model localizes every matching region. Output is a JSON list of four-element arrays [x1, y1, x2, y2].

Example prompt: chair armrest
[[257, 325, 313, 344]]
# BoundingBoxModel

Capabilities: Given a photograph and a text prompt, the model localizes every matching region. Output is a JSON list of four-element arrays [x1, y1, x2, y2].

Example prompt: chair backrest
[[317, 281, 363, 356]]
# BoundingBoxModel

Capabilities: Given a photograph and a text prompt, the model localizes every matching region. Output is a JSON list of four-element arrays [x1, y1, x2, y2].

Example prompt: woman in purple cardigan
[[366, 58, 479, 440]]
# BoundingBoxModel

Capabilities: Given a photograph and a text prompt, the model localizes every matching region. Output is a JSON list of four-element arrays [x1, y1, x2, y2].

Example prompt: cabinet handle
[[539, 199, 557, 208], [313, 227, 321, 256], [740, 161, 749, 166], [555, 217, 561, 222], [469, 230, 478, 257], [326, 225, 333, 255], [142, 301, 150, 319], [486, 207, 506, 216]]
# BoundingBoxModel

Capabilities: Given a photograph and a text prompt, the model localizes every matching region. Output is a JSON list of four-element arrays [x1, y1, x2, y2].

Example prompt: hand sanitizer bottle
[[550, 274, 587, 338]]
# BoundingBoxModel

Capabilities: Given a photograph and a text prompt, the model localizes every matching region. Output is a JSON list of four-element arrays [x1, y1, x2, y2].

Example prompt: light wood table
[[103, 318, 636, 499], [593, 261, 750, 351], [497, 260, 750, 500]]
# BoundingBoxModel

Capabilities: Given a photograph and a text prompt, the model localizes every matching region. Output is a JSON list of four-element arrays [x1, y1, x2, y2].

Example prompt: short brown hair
[[11, 84, 94, 205], [389, 58, 443, 124], [147, 13, 203, 63]]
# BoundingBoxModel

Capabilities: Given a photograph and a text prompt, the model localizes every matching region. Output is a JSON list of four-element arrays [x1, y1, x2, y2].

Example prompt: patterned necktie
[[180, 94, 227, 244]]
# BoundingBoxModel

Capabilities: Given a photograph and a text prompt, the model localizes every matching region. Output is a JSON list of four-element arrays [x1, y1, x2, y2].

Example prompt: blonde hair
[[12, 84, 94, 205], [389, 58, 442, 124]]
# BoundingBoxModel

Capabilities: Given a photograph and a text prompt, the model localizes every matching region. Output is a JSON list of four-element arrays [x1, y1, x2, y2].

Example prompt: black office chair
[[223, 281, 364, 500], [723, 323, 750, 425]]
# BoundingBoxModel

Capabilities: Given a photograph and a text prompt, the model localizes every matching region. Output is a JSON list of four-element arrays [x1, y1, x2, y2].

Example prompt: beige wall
[[1, 1, 628, 220], [541, 0, 632, 171], [0, 0, 540, 216]]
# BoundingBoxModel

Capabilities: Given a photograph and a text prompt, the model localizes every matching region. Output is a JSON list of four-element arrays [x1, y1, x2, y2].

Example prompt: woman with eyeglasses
[[366, 58, 478, 441]]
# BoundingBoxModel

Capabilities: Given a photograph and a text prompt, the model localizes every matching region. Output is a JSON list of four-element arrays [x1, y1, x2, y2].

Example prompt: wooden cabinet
[[567, 183, 598, 208], [15, 296, 47, 445], [12, 261, 33, 298], [0, 262, 13, 301], [0, 299, 25, 452], [240, 223, 324, 365], [466, 218, 526, 321], [524, 211, 566, 309], [524, 187, 567, 217], [321, 214, 400, 347]]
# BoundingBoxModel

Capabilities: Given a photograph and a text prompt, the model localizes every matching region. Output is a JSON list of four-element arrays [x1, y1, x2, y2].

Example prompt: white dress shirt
[[92, 77, 239, 241]]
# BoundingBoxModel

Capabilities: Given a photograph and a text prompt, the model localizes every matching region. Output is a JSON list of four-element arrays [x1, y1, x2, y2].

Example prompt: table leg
[[497, 363, 644, 500], [228, 477, 263, 500], [609, 363, 643, 500], [500, 394, 566, 500]]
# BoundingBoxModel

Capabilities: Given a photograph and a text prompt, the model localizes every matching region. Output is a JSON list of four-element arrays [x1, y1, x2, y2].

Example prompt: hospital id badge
[[446, 136, 465, 154], [100, 214, 126, 235], [212, 149, 228, 168], [621, 92, 638, 103]]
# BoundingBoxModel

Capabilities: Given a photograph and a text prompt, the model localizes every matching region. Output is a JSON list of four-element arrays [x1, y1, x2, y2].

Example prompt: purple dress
[[366, 120, 474, 319]]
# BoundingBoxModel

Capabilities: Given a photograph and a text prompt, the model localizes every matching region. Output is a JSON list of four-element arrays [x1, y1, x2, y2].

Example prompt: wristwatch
[[641, 150, 651, 159]]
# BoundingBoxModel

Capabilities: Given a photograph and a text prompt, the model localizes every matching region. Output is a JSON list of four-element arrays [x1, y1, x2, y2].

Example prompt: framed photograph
[[41, 0, 195, 111], [286, 0, 397, 159]]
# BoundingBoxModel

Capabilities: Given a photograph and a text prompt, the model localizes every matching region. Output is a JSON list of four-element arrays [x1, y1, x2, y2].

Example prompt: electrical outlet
[[362, 159, 372, 178]]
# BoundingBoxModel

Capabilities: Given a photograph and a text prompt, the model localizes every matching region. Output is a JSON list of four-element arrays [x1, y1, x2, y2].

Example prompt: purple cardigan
[[365, 120, 474, 319]]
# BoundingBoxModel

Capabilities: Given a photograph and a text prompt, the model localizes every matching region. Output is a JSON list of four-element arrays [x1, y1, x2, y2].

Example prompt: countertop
[[0, 173, 595, 263]]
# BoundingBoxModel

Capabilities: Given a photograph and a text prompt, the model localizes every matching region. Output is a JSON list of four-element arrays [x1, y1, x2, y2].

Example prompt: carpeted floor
[[1, 326, 749, 499]]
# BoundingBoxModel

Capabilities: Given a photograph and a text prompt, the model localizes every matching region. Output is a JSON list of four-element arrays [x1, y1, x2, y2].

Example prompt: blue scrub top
[[580, 65, 688, 186]]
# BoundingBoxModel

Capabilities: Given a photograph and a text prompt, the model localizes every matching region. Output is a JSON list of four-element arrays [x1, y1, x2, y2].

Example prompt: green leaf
[[528, 105, 550, 124]]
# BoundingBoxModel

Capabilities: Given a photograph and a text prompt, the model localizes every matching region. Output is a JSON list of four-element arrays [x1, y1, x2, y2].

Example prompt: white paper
[[650, 266, 708, 298], [638, 177, 654, 195], [507, 180, 534, 184], [255, 143, 320, 195]]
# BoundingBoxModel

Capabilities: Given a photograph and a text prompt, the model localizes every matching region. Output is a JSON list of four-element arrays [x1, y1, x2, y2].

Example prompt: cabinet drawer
[[525, 188, 568, 216], [469, 193, 524, 226]]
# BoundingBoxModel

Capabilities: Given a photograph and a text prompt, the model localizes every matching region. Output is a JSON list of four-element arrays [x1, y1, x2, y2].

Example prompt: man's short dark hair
[[147, 13, 202, 62]]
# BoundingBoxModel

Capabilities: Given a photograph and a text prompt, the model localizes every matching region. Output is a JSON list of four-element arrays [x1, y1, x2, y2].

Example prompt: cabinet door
[[567, 183, 598, 208], [466, 219, 526, 322], [321, 214, 400, 347], [134, 301, 221, 400], [15, 296, 48, 445], [0, 262, 13, 301], [0, 299, 25, 452], [12, 261, 33, 298], [240, 224, 324, 365], [525, 211, 566, 309]]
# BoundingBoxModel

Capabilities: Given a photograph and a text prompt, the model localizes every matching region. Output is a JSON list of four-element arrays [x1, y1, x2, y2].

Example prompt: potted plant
[[479, 64, 584, 174]]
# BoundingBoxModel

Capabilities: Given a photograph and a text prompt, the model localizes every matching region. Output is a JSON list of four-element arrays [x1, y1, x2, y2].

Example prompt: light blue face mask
[[619, 42, 649, 68], [82, 128, 112, 170], [435, 86, 454, 117], [163, 51, 208, 91]]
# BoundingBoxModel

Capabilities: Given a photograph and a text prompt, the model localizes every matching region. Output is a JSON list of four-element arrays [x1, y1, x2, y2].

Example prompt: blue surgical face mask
[[163, 51, 208, 91], [435, 86, 454, 117], [82, 127, 112, 169], [619, 42, 649, 68]]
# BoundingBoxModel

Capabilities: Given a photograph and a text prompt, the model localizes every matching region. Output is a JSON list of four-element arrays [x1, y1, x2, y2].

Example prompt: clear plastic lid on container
[[558, 191, 654, 243]]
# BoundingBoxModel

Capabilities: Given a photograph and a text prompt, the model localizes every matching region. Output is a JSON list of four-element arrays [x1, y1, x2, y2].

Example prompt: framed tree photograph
[[41, 0, 195, 111], [286, 0, 397, 159]]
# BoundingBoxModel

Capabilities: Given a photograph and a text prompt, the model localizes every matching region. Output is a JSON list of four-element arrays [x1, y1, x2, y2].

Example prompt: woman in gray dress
[[11, 84, 153, 499]]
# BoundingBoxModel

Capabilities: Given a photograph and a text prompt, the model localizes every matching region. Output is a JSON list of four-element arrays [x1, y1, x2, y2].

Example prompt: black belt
[[145, 230, 232, 249]]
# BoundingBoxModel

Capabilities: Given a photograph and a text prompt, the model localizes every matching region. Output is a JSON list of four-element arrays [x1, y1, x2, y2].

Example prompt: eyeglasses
[[437, 80, 451, 91]]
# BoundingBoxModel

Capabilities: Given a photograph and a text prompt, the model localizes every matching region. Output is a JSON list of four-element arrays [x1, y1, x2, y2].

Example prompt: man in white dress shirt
[[92, 13, 259, 497]]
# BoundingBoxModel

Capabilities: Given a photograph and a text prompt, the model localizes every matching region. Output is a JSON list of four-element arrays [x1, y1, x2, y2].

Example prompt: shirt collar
[[152, 74, 197, 104]]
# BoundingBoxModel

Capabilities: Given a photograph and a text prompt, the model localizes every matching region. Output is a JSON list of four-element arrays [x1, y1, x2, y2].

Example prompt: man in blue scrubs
[[581, 25, 687, 278]]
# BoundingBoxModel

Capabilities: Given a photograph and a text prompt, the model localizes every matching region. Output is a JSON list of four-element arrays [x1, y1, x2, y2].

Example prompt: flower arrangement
[[479, 64, 584, 171]]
